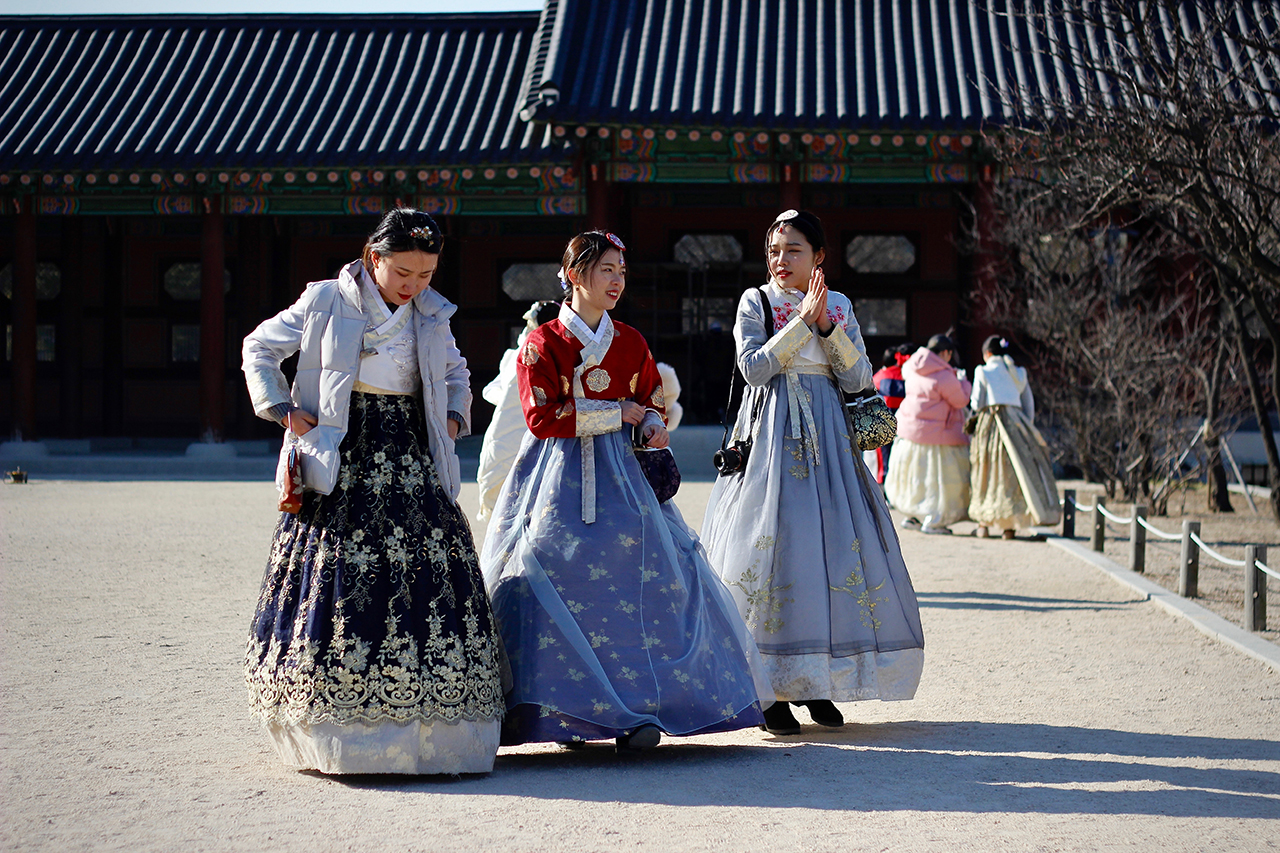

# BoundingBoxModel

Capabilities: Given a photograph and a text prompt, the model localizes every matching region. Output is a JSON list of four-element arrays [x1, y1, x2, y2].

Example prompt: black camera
[[713, 440, 752, 476]]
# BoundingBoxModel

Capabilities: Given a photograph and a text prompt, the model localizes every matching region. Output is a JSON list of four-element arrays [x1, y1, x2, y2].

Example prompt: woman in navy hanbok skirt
[[242, 210, 503, 774]]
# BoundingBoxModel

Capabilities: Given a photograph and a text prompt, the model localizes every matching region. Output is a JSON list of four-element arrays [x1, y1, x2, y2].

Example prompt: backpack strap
[[720, 286, 774, 452]]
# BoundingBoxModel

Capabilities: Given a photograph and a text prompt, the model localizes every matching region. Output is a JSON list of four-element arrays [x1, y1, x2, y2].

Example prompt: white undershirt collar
[[559, 302, 612, 347]]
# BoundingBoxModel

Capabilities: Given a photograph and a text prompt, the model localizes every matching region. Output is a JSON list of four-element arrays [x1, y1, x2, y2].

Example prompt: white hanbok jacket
[[242, 260, 471, 499]]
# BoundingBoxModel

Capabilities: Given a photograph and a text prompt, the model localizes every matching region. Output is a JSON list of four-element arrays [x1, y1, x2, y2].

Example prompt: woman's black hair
[[927, 333, 956, 354], [361, 208, 444, 271], [982, 334, 1010, 356], [534, 300, 561, 327], [881, 347, 899, 369], [896, 341, 917, 356], [560, 230, 626, 300], [765, 209, 826, 255]]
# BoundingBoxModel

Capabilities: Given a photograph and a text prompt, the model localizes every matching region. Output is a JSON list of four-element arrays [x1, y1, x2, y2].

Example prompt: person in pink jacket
[[885, 334, 973, 534]]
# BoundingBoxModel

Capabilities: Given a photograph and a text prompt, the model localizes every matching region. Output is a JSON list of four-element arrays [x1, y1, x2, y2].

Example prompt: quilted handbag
[[844, 392, 897, 451], [634, 445, 681, 503]]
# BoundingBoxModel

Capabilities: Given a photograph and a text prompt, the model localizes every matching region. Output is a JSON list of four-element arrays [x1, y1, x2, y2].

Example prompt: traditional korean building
[[0, 1, 1149, 441]]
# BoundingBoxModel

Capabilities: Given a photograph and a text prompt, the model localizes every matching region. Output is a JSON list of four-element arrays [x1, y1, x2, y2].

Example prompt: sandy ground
[[2, 478, 1279, 852]]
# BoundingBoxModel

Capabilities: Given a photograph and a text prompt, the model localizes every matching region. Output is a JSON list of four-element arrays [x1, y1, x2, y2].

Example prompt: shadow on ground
[[323, 721, 1280, 817], [915, 591, 1145, 612]]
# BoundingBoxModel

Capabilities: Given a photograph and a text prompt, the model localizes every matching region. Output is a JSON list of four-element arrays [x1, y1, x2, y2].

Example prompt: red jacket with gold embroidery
[[516, 318, 665, 439]]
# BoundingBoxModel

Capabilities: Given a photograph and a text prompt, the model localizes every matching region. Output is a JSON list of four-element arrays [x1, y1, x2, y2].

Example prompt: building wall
[[0, 184, 970, 439]]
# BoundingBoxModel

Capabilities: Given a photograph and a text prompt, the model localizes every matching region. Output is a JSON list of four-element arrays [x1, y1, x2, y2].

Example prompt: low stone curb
[[1047, 534, 1280, 673]]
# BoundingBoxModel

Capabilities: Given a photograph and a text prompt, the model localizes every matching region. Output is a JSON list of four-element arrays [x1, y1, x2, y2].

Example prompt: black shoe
[[794, 700, 844, 728], [760, 701, 801, 735], [615, 725, 661, 753]]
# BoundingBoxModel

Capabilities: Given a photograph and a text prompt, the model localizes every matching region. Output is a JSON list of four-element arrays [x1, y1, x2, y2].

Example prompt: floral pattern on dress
[[246, 392, 504, 728], [770, 297, 849, 332]]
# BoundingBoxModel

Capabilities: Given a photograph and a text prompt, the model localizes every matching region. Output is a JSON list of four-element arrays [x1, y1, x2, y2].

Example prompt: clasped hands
[[621, 401, 669, 449], [796, 266, 834, 334]]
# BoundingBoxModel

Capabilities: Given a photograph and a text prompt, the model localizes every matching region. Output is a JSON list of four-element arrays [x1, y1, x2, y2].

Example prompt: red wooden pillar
[[11, 196, 38, 440], [970, 164, 1000, 360], [199, 196, 226, 440], [587, 162, 614, 231], [780, 162, 802, 212]]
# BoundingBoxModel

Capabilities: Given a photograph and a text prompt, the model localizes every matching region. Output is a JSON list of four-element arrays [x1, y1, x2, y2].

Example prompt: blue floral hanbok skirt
[[481, 429, 771, 745]]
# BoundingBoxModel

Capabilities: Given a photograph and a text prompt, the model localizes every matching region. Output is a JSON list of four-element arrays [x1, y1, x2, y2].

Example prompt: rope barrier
[[1095, 504, 1132, 524], [1136, 516, 1183, 541], [1188, 532, 1247, 567], [1064, 492, 1275, 580]]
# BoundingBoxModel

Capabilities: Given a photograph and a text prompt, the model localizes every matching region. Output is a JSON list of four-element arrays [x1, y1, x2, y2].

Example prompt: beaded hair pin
[[409, 225, 434, 241]]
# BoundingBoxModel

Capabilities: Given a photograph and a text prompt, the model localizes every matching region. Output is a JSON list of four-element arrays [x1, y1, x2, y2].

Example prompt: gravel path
[[2, 479, 1278, 852]]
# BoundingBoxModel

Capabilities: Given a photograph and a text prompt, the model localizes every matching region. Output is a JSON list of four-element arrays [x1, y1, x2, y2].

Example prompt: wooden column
[[587, 161, 612, 231], [59, 217, 84, 437], [11, 196, 38, 440], [779, 162, 801, 212], [199, 196, 226, 440], [969, 164, 1000, 362]]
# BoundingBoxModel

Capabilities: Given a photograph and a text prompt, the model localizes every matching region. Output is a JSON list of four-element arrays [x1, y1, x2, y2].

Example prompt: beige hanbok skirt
[[968, 405, 1060, 530], [885, 437, 971, 526]]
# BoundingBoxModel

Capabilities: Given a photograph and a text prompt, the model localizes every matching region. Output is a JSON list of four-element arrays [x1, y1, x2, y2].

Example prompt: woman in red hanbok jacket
[[480, 231, 771, 753]]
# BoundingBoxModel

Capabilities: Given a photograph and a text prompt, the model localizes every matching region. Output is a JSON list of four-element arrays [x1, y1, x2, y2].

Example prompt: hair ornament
[[409, 225, 435, 241], [1000, 337, 1009, 349], [605, 232, 627, 251], [775, 209, 800, 222]]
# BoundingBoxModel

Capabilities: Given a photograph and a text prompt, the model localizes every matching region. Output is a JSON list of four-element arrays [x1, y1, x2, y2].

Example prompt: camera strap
[[719, 286, 774, 453]]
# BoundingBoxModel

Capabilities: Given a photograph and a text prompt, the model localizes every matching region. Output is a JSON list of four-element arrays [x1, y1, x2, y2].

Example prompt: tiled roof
[[518, 0, 1280, 131], [0, 13, 564, 171]]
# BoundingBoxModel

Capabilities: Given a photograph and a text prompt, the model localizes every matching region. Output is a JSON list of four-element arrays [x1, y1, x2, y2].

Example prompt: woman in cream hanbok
[[968, 335, 1060, 538]]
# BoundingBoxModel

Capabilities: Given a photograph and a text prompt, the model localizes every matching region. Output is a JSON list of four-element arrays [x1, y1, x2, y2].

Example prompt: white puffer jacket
[[242, 260, 471, 500]]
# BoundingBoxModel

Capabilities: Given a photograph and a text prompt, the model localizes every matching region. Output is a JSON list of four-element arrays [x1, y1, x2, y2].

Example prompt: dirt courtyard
[[1, 478, 1278, 852]]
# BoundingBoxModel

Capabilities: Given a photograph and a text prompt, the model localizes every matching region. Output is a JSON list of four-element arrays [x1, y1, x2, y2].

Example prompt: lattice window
[[501, 263, 563, 302], [163, 262, 231, 301], [845, 235, 916, 274], [172, 324, 201, 362], [674, 234, 743, 268], [0, 262, 62, 299], [853, 299, 908, 336]]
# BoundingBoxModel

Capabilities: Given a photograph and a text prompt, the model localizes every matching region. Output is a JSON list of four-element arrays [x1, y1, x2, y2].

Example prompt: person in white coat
[[968, 335, 1061, 538], [240, 208, 503, 775], [475, 301, 560, 521]]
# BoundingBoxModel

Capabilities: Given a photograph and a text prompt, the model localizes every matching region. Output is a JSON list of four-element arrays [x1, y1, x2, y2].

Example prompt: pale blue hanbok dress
[[702, 283, 925, 702]]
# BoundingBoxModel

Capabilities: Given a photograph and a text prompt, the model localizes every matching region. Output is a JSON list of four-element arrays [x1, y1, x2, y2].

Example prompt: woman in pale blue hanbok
[[702, 210, 924, 735], [481, 231, 771, 751]]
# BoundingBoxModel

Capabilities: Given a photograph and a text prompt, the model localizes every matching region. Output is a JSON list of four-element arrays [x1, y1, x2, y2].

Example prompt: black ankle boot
[[793, 699, 844, 727], [761, 701, 801, 735], [615, 724, 662, 753]]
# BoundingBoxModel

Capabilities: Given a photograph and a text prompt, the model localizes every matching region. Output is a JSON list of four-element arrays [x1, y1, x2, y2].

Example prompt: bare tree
[[979, 0, 1280, 519], [968, 180, 1245, 512]]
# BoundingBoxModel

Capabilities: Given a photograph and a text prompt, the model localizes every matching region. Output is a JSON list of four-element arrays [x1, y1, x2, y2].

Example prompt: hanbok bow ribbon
[[567, 320, 616, 524]]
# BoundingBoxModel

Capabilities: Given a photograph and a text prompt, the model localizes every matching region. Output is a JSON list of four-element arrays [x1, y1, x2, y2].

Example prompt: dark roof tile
[[0, 13, 563, 171]]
